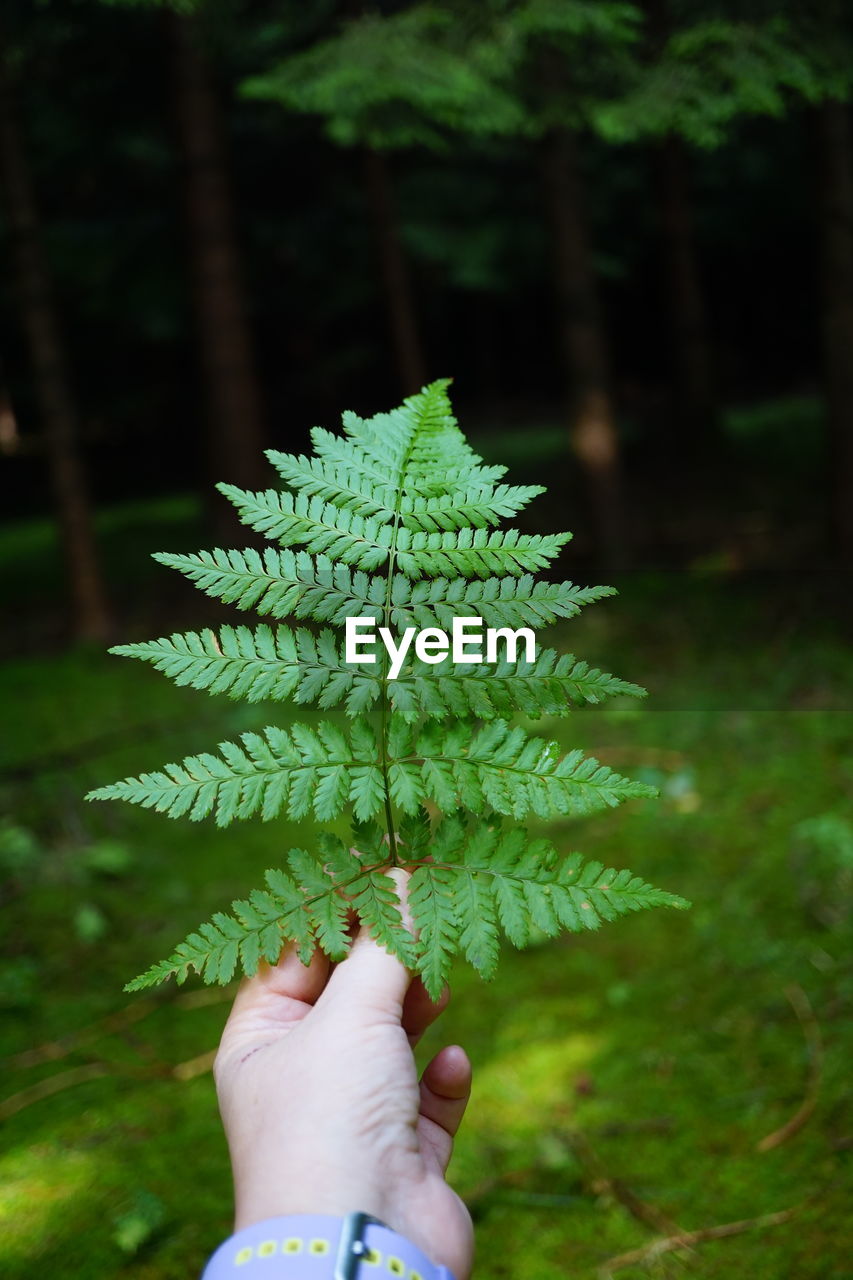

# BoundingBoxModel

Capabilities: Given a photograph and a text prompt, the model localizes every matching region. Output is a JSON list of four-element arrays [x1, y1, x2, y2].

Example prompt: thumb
[[320, 867, 415, 1016]]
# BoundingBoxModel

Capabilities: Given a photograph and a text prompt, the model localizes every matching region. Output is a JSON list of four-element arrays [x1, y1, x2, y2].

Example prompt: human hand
[[213, 869, 474, 1280]]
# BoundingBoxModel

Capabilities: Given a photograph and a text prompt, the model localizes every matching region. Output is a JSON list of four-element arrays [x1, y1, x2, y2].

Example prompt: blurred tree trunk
[[540, 126, 625, 568], [363, 146, 426, 395], [0, 63, 112, 642], [652, 134, 716, 439], [170, 14, 266, 521], [0, 357, 20, 455], [817, 98, 853, 562], [645, 0, 715, 443]]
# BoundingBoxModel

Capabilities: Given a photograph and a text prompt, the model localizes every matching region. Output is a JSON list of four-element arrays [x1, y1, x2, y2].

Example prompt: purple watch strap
[[200, 1212, 456, 1280]]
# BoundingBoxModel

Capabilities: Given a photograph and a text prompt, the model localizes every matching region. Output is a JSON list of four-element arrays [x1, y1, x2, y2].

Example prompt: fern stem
[[379, 415, 422, 868], [379, 531, 400, 863], [379, 513, 403, 867], [379, 688, 398, 866]]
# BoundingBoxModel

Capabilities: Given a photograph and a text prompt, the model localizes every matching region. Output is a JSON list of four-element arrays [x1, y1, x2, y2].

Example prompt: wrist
[[233, 1182, 392, 1236], [202, 1211, 457, 1279]]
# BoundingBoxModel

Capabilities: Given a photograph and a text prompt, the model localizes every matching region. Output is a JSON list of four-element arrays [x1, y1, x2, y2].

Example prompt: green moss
[[1, 572, 851, 1277]]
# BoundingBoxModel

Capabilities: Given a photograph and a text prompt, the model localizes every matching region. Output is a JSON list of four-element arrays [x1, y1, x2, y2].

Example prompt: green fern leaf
[[311, 423, 508, 496], [110, 625, 302, 702], [87, 721, 383, 826], [154, 549, 612, 634], [398, 484, 546, 533], [389, 649, 645, 722], [152, 547, 306, 616], [124, 864, 313, 990], [266, 449, 399, 518], [287, 848, 351, 959], [351, 870, 419, 968], [91, 378, 688, 996], [266, 448, 541, 534], [219, 483, 569, 579], [218, 484, 393, 570], [393, 526, 572, 579], [407, 863, 458, 997], [409, 819, 689, 998], [390, 575, 616, 631], [411, 719, 656, 819]]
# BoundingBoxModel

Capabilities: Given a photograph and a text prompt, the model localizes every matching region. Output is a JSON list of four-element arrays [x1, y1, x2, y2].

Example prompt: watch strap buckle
[[334, 1210, 385, 1280]]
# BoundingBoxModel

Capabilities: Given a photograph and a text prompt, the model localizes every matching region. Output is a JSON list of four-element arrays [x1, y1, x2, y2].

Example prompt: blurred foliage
[[242, 6, 525, 149], [242, 2, 644, 145], [595, 15, 841, 147], [241, 2, 853, 152], [111, 1188, 166, 1256]]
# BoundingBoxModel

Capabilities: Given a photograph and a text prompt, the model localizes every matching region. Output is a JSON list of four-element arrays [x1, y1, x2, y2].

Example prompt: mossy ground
[[1, 501, 851, 1278]]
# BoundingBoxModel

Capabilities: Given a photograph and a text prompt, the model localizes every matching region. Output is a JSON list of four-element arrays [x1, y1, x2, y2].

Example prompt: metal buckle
[[334, 1211, 386, 1280]]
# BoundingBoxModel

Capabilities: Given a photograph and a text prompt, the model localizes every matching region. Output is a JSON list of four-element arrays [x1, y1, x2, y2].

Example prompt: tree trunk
[[0, 357, 20, 455], [652, 133, 716, 440], [363, 147, 426, 395], [0, 63, 112, 642], [540, 126, 625, 568], [170, 14, 267, 516], [817, 98, 853, 562]]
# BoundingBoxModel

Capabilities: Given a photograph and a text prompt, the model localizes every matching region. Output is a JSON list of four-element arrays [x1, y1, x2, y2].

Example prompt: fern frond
[[389, 650, 646, 722], [312, 424, 507, 497], [266, 450, 399, 518], [125, 842, 417, 991], [152, 547, 307, 616], [389, 575, 615, 631], [406, 862, 458, 998], [155, 549, 391, 623], [397, 484, 545, 533], [317, 384, 481, 497], [125, 864, 313, 990], [393, 525, 571, 579], [91, 378, 688, 996], [342, 380, 466, 466], [284, 848, 352, 959], [408, 719, 656, 819], [119, 629, 641, 723], [111, 625, 302, 703], [87, 720, 384, 826], [350, 871, 420, 969], [267, 448, 539, 533], [155, 548, 611, 633], [111, 624, 383, 714], [126, 820, 688, 999], [218, 483, 569, 580], [409, 820, 689, 997], [217, 485, 394, 570]]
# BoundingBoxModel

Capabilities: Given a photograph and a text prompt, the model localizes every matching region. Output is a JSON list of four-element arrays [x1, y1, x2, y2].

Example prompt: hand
[[213, 869, 474, 1280]]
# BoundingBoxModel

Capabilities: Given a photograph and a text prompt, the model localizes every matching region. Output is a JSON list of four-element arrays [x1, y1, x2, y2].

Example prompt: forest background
[[1, 2, 851, 1278]]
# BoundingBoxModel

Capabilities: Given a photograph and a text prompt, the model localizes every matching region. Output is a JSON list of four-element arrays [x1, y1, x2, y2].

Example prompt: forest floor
[[1, 494, 852, 1279]]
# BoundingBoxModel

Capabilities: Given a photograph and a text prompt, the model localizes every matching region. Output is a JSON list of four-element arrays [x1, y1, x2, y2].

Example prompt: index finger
[[228, 940, 331, 1023]]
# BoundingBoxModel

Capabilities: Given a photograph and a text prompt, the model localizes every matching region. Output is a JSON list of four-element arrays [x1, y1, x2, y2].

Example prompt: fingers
[[230, 942, 331, 1020], [401, 976, 450, 1047], [418, 1044, 472, 1173], [228, 868, 446, 1041]]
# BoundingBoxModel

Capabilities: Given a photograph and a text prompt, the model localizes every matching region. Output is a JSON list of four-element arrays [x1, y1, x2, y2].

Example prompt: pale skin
[[213, 869, 474, 1280]]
